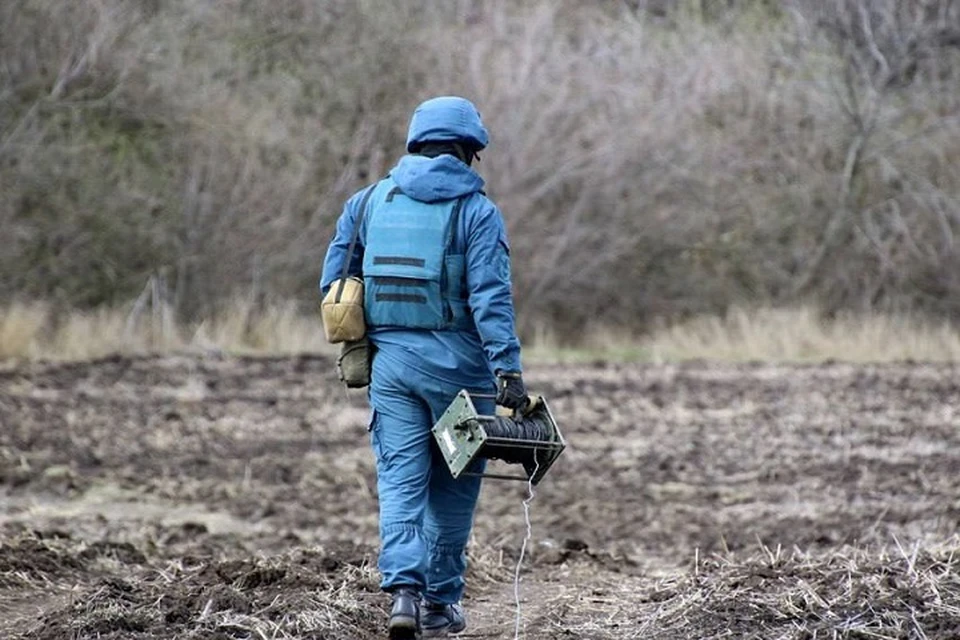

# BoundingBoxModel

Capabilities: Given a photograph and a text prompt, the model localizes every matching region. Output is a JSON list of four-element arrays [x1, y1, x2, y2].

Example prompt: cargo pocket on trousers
[[368, 409, 385, 464]]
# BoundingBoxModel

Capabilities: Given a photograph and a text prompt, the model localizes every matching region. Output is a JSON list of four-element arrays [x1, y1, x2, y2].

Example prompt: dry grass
[[3, 302, 960, 363], [0, 304, 46, 360], [191, 298, 333, 356], [531, 538, 960, 639], [525, 306, 960, 364], [644, 306, 960, 363], [0, 300, 334, 361]]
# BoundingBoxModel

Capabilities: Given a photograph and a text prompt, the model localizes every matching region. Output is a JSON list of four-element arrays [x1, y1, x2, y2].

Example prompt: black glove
[[495, 371, 528, 410]]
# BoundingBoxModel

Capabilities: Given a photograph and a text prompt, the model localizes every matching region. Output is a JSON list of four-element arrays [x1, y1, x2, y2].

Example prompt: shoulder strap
[[445, 196, 466, 253], [440, 196, 468, 324], [335, 183, 378, 303]]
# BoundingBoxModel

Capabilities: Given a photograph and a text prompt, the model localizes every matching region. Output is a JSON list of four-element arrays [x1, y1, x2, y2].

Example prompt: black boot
[[421, 601, 467, 637], [388, 587, 421, 639]]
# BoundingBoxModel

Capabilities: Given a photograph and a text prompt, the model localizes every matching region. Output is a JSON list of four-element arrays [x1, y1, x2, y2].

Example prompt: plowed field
[[2, 356, 960, 638]]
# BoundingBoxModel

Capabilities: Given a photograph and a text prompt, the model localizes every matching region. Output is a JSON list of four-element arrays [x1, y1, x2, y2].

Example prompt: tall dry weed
[[0, 303, 47, 359], [645, 306, 960, 362], [0, 299, 334, 360]]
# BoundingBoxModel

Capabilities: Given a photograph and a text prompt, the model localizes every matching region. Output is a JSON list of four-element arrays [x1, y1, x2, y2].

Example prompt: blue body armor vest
[[362, 182, 473, 331]]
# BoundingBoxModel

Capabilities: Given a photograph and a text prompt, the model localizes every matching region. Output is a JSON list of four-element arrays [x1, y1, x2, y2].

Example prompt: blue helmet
[[405, 96, 489, 153]]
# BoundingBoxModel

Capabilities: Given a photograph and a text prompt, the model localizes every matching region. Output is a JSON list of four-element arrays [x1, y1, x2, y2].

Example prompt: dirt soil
[[2, 355, 960, 639]]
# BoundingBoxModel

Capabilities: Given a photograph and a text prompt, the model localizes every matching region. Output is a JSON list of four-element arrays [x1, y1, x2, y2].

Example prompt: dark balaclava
[[412, 141, 480, 166]]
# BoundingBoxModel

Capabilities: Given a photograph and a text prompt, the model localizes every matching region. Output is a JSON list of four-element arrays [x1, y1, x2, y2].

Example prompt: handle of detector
[[495, 395, 542, 419], [470, 392, 541, 418]]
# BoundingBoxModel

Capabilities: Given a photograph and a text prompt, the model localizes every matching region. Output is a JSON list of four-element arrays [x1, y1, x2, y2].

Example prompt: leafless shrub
[[2, 0, 960, 338], [782, 0, 960, 313]]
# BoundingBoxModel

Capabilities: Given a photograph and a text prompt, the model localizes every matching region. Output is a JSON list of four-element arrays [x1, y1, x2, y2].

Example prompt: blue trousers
[[368, 347, 494, 604]]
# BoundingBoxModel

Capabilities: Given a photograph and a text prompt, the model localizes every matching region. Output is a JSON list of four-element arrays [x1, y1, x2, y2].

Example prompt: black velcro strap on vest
[[376, 293, 427, 304], [374, 277, 429, 287], [373, 256, 426, 267]]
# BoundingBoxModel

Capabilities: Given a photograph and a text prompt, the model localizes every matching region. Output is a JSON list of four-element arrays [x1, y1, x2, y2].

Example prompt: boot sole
[[388, 614, 420, 640], [422, 624, 466, 638]]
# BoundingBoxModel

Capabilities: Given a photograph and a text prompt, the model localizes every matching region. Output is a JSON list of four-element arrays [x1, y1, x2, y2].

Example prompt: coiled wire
[[484, 415, 553, 442]]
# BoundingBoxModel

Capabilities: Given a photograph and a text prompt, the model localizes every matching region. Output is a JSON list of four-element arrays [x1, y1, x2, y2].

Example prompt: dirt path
[[467, 564, 643, 639]]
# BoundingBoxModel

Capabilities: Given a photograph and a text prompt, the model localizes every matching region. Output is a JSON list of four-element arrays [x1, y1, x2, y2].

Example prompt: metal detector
[[431, 390, 566, 485]]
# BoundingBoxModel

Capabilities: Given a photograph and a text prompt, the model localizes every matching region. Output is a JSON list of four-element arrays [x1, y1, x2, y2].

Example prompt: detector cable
[[513, 457, 540, 640]]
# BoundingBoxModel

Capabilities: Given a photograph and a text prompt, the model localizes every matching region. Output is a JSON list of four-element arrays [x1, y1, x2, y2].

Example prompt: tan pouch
[[321, 277, 366, 343], [337, 337, 373, 388]]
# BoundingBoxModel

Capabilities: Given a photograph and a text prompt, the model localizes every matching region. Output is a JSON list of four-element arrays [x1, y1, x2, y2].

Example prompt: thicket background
[[2, 0, 959, 340]]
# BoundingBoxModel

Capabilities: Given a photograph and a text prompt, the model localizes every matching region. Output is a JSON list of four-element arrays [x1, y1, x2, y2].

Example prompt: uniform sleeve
[[319, 190, 367, 297], [464, 199, 522, 374]]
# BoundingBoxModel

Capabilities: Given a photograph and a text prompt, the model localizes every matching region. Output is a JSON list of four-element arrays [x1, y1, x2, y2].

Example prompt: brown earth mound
[[2, 533, 381, 640]]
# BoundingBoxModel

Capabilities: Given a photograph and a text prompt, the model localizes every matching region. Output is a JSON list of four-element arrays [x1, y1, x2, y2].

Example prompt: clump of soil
[[628, 543, 960, 639], [5, 533, 384, 640], [0, 535, 86, 585]]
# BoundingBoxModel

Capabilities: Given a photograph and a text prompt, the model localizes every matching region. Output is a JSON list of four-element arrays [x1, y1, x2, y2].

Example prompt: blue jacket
[[320, 154, 522, 380]]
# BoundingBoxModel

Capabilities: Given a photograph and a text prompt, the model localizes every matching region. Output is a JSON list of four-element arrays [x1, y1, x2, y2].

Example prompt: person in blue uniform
[[320, 96, 528, 639]]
